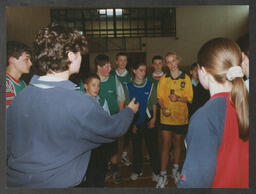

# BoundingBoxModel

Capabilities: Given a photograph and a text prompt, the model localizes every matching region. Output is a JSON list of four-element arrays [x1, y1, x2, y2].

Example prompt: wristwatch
[[177, 96, 181, 101]]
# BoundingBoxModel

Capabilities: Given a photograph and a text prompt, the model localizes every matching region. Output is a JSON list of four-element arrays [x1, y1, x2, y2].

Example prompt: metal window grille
[[51, 8, 176, 38]]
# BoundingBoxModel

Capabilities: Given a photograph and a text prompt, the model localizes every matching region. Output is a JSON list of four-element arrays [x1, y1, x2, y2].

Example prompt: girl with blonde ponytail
[[178, 38, 249, 188]]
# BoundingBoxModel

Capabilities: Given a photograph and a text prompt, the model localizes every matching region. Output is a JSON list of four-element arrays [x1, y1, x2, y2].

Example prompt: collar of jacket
[[29, 75, 77, 90]]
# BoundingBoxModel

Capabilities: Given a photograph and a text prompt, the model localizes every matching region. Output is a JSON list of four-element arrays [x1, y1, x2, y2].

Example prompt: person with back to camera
[[6, 41, 32, 109], [178, 37, 249, 188], [7, 25, 139, 188], [236, 33, 249, 91], [188, 62, 210, 119], [156, 52, 193, 188]]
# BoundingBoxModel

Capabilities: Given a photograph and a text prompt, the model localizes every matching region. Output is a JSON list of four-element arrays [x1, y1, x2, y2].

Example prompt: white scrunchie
[[226, 66, 244, 81]]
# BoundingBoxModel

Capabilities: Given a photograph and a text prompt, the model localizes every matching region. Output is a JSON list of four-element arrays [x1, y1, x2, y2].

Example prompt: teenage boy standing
[[148, 55, 164, 85], [95, 54, 126, 184], [111, 52, 132, 166], [6, 41, 32, 109]]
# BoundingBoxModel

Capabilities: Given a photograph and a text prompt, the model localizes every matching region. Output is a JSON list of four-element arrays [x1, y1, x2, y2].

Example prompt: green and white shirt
[[112, 69, 132, 86], [6, 73, 26, 109], [99, 74, 125, 115]]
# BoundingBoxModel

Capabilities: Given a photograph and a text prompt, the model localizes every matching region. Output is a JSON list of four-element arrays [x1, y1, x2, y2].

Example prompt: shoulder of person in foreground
[[178, 96, 227, 188]]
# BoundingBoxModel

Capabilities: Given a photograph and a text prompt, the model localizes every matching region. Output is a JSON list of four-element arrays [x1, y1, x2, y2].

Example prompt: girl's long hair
[[197, 38, 249, 141]]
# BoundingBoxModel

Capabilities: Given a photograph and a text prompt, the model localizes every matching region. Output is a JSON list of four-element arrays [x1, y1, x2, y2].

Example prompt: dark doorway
[[126, 52, 146, 72]]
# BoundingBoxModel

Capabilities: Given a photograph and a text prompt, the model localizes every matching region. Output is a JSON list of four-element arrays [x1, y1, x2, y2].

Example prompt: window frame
[[50, 8, 176, 38]]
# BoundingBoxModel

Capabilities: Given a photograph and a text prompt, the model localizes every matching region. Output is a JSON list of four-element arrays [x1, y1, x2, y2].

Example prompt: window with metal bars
[[51, 8, 176, 38]]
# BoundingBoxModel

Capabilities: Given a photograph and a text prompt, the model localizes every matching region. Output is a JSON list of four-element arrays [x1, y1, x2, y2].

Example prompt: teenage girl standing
[[125, 62, 161, 182], [156, 52, 193, 188], [178, 38, 249, 188]]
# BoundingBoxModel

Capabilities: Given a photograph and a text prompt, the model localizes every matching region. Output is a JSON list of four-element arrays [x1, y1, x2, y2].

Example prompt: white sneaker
[[121, 154, 132, 166], [130, 172, 143, 181], [172, 171, 181, 185], [105, 170, 112, 182], [156, 174, 168, 188], [152, 172, 160, 182]]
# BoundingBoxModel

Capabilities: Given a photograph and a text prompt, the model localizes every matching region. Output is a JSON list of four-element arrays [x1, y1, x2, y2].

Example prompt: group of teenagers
[[6, 24, 249, 188]]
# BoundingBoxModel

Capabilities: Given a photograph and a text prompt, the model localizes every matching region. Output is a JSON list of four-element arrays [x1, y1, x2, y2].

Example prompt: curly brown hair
[[33, 25, 88, 75]]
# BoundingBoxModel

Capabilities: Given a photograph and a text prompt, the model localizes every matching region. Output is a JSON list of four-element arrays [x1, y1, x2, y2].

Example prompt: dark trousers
[[131, 125, 160, 174], [105, 140, 119, 157], [123, 129, 131, 150], [83, 145, 108, 187], [156, 103, 161, 126]]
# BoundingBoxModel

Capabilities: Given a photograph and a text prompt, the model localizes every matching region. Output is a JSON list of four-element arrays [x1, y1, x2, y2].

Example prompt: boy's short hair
[[95, 54, 110, 67], [33, 25, 88, 75], [7, 41, 31, 66], [83, 73, 100, 84], [152, 55, 163, 63], [190, 62, 198, 71], [116, 52, 127, 60], [236, 33, 249, 56]]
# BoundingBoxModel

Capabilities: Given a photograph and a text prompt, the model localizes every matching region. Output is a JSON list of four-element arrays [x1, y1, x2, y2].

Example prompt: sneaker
[[172, 171, 181, 185], [107, 161, 111, 169], [152, 172, 160, 182], [156, 174, 168, 188], [121, 154, 132, 166], [130, 172, 143, 181], [105, 170, 112, 182], [112, 170, 122, 184]]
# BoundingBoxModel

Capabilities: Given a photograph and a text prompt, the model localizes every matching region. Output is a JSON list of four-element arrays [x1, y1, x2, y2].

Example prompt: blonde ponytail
[[230, 77, 249, 141], [198, 37, 249, 141]]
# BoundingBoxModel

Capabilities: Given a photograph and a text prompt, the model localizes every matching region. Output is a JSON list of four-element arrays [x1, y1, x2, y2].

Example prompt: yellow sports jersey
[[157, 72, 193, 125]]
